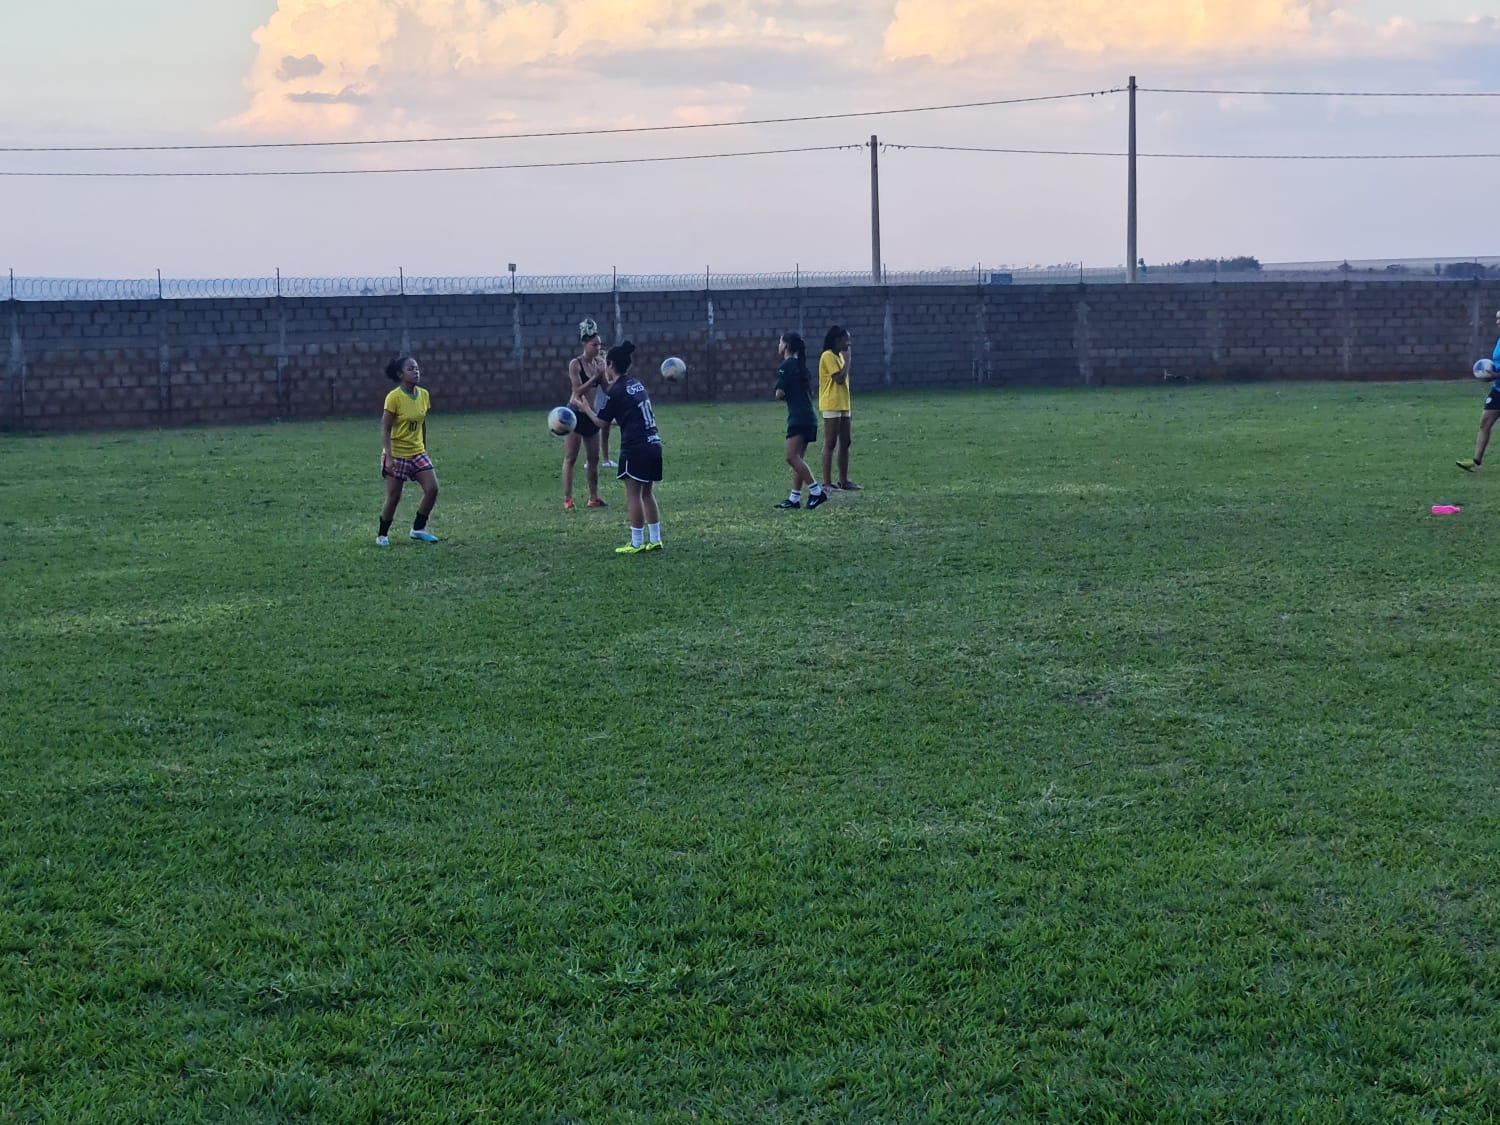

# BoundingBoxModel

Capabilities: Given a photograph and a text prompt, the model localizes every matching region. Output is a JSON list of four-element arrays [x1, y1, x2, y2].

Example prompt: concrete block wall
[[4, 280, 1499, 432]]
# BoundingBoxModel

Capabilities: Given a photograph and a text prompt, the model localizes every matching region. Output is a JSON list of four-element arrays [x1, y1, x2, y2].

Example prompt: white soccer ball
[[1475, 359, 1497, 380], [547, 405, 577, 436], [660, 356, 687, 383]]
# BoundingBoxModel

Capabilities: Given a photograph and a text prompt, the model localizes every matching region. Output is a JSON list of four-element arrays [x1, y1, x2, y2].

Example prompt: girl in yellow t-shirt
[[818, 325, 859, 491], [377, 356, 440, 547]]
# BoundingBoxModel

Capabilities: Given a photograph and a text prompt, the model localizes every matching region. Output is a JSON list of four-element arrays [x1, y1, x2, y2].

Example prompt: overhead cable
[[887, 143, 1500, 160], [0, 144, 862, 177], [0, 89, 1124, 154], [1141, 87, 1500, 98]]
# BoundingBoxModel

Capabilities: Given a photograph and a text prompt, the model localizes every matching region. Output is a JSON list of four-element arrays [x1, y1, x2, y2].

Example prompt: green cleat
[[616, 543, 648, 555], [1457, 459, 1481, 473], [644, 540, 664, 551]]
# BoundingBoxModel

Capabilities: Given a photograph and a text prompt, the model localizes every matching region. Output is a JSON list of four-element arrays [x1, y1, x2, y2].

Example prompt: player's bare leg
[[410, 468, 440, 541], [786, 435, 812, 492], [835, 418, 859, 489], [623, 479, 644, 527], [377, 473, 404, 546], [562, 432, 581, 507], [583, 432, 605, 505], [381, 475, 404, 524], [1475, 410, 1499, 464]]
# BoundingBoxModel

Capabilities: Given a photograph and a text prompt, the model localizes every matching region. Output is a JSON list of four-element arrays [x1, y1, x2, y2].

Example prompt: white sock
[[631, 525, 644, 547], [648, 522, 661, 544], [809, 481, 823, 495], [789, 490, 801, 503]]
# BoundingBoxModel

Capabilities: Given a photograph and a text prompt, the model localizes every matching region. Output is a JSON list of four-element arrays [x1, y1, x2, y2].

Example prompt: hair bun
[[579, 317, 599, 340]]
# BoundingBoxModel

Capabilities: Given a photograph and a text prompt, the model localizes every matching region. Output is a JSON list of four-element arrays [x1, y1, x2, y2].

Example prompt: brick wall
[[4, 280, 1498, 432]]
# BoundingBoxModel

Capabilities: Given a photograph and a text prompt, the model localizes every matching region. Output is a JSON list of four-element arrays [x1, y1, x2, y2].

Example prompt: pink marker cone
[[1431, 505, 1462, 515]]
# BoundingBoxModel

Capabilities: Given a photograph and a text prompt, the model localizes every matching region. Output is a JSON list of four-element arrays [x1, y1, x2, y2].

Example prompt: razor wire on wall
[[7, 257, 1500, 301]]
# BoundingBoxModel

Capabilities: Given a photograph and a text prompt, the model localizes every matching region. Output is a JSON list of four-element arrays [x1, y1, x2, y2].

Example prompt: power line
[[1141, 87, 1500, 98], [887, 143, 1500, 160], [9, 140, 1493, 176], [889, 144, 1120, 157], [0, 89, 1124, 154], [0, 144, 862, 177]]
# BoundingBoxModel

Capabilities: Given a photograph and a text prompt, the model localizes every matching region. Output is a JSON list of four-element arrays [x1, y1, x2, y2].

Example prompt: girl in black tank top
[[561, 319, 608, 510]]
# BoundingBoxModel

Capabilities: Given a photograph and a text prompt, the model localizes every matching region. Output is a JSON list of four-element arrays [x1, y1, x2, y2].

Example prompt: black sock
[[413, 510, 429, 531], [379, 517, 393, 536]]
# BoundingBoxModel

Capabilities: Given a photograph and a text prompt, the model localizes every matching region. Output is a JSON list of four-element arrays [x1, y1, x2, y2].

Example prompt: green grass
[[2, 381, 1498, 1123]]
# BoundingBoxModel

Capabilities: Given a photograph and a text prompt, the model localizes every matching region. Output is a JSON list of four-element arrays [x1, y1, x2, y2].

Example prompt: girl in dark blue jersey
[[772, 331, 827, 510], [571, 341, 663, 554]]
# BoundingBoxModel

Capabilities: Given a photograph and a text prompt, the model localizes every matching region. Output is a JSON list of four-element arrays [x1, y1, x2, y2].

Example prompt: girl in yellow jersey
[[818, 325, 859, 491], [377, 356, 440, 547]]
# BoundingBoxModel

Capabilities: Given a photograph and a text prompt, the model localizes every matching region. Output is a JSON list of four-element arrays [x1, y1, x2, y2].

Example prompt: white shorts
[[822, 410, 850, 420]]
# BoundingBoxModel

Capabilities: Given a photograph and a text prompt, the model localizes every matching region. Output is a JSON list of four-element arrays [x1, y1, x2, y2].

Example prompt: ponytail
[[781, 331, 808, 387]]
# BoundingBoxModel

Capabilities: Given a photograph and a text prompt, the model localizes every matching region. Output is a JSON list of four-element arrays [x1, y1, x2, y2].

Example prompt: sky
[[2, 0, 1499, 278]]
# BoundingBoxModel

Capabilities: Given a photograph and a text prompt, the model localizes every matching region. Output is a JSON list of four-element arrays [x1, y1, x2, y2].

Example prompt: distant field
[[2, 382, 1498, 1122]]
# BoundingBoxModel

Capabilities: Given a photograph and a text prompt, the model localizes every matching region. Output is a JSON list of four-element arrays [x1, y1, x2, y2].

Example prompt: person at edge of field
[[818, 324, 860, 492], [563, 318, 609, 511], [569, 341, 664, 554], [1458, 309, 1500, 472], [378, 355, 440, 547], [773, 331, 828, 510]]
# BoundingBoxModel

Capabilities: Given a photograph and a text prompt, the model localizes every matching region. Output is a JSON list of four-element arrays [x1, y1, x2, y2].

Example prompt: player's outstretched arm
[[570, 395, 603, 427]]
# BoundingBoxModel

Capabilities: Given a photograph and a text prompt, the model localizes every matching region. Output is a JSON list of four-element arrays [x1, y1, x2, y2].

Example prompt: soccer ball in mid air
[[547, 406, 577, 435], [660, 356, 687, 383], [1475, 359, 1496, 381]]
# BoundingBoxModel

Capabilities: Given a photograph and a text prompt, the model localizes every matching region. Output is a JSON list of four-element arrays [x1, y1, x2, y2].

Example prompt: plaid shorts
[[384, 452, 434, 482]]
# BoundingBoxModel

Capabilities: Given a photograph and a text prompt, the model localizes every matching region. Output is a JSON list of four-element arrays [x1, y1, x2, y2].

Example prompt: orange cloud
[[884, 0, 1329, 62], [227, 0, 804, 135]]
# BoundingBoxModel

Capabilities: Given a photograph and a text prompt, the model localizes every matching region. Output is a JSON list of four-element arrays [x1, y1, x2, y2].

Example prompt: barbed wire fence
[[7, 256, 1500, 301]]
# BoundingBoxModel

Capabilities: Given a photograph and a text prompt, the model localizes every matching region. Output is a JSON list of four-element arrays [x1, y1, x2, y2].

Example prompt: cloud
[[879, 2, 1500, 66], [876, 0, 1500, 64], [287, 85, 372, 104], [226, 0, 847, 135], [226, 0, 1497, 140], [276, 53, 326, 80], [884, 0, 1326, 62]]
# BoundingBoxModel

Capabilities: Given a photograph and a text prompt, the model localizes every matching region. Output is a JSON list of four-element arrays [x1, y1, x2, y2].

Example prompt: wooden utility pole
[[1126, 76, 1138, 283], [870, 135, 883, 285]]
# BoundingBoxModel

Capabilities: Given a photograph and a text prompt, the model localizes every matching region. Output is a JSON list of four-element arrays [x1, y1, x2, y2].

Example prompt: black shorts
[[572, 412, 600, 439], [618, 444, 663, 483], [786, 422, 818, 444], [1485, 389, 1500, 412]]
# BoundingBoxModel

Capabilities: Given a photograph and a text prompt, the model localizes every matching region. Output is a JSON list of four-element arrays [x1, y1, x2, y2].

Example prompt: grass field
[[3, 380, 1499, 1123]]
